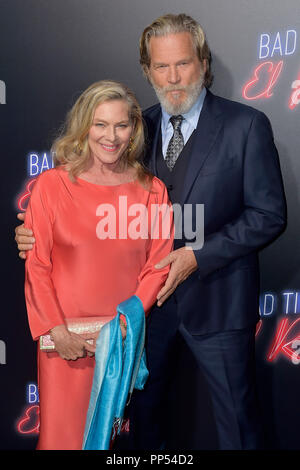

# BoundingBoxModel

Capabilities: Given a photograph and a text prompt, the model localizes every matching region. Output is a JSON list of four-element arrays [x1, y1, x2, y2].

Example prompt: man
[[15, 14, 286, 449]]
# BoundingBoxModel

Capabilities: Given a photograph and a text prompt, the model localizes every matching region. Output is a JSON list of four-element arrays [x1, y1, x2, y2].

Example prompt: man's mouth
[[169, 90, 183, 97], [165, 88, 186, 99]]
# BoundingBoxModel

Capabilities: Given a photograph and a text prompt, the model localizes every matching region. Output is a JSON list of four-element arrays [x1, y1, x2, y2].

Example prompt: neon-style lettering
[[243, 61, 283, 101], [255, 319, 263, 337], [17, 178, 36, 211], [289, 75, 300, 110], [267, 318, 300, 363], [17, 405, 40, 435], [27, 384, 39, 404], [259, 34, 270, 59], [259, 30, 297, 58], [285, 30, 297, 55], [271, 32, 283, 57]]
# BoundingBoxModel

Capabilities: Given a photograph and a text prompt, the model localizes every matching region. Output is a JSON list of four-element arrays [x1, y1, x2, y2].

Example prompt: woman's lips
[[100, 143, 119, 152]]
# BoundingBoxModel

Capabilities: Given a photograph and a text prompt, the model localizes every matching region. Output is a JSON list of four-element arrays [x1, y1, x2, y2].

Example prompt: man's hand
[[15, 212, 35, 259], [50, 325, 96, 360], [155, 247, 198, 306]]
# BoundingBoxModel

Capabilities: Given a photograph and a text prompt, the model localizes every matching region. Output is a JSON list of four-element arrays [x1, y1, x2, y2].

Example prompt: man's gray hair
[[139, 13, 213, 87]]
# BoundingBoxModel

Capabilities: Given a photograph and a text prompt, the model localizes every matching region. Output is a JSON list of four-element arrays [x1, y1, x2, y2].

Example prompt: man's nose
[[167, 65, 180, 84]]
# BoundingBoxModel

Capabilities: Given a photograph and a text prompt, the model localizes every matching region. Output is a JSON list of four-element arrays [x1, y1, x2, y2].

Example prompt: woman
[[24, 80, 173, 450]]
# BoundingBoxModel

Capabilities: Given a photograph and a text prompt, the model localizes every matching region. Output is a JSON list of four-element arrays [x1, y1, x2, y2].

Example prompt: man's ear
[[202, 58, 208, 75]]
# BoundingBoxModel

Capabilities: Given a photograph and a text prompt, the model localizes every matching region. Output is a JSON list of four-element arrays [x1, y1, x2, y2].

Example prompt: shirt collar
[[161, 87, 207, 133]]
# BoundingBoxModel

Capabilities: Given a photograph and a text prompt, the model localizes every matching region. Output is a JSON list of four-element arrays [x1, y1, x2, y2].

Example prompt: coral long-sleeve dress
[[24, 167, 173, 450]]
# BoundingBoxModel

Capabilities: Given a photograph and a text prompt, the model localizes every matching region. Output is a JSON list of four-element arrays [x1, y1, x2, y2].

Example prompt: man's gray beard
[[151, 74, 204, 115]]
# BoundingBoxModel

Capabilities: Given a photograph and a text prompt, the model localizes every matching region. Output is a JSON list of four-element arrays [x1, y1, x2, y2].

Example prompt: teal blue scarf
[[82, 295, 148, 450]]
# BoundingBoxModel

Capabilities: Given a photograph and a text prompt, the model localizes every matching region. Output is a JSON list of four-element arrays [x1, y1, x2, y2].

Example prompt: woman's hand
[[80, 331, 100, 357], [120, 318, 127, 340], [50, 325, 96, 360]]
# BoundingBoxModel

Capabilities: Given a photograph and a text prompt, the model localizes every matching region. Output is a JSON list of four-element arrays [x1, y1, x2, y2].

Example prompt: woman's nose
[[105, 126, 117, 141]]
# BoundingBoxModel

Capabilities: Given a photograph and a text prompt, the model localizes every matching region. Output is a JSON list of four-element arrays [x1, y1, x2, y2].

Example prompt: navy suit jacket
[[143, 90, 287, 335]]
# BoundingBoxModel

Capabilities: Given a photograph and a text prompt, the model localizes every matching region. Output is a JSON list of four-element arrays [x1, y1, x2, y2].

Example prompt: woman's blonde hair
[[52, 80, 152, 184], [140, 13, 213, 88]]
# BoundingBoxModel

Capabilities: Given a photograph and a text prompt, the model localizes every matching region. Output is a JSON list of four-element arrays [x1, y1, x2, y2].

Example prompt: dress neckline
[[76, 176, 138, 188]]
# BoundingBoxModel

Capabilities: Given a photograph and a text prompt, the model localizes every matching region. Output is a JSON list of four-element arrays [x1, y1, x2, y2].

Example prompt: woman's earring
[[75, 142, 83, 155], [128, 137, 134, 154]]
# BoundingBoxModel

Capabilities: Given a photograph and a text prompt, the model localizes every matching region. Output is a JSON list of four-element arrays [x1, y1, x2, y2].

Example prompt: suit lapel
[[150, 115, 161, 176], [180, 91, 223, 205], [144, 107, 161, 175]]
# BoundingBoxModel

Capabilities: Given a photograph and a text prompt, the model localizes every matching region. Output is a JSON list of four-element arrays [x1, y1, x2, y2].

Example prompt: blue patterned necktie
[[165, 115, 184, 171]]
